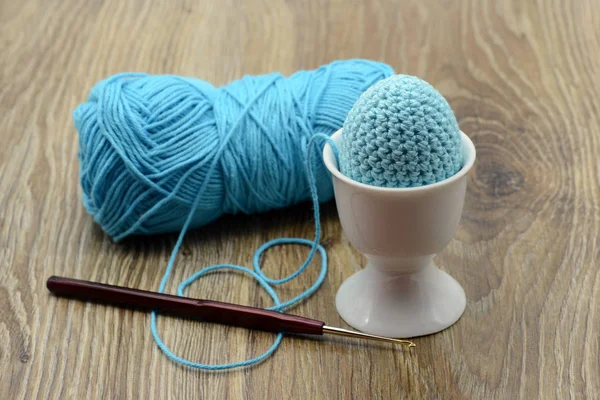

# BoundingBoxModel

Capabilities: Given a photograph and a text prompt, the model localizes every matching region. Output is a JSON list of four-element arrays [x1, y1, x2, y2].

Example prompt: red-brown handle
[[46, 276, 325, 335]]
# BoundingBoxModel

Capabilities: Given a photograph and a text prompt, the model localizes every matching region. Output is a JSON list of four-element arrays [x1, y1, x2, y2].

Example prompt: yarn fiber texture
[[73, 60, 393, 370], [340, 74, 463, 188], [74, 60, 394, 241]]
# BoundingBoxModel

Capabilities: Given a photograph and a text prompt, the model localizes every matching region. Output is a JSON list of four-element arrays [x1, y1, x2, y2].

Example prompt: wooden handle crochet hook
[[46, 276, 415, 348]]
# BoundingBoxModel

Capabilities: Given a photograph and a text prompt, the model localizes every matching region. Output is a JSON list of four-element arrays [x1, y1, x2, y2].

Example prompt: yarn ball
[[73, 60, 394, 240], [340, 74, 463, 188]]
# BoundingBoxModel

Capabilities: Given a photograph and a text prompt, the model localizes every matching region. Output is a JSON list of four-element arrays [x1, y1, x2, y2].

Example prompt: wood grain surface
[[1, 0, 599, 398]]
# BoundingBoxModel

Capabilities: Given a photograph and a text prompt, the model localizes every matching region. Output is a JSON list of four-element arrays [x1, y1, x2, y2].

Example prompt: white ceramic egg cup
[[323, 129, 476, 338]]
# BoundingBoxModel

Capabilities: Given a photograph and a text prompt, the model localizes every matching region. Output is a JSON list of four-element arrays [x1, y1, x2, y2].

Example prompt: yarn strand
[[150, 134, 337, 370]]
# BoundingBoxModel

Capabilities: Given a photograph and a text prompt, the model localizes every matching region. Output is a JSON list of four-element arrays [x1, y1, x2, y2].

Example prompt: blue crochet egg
[[340, 75, 463, 188]]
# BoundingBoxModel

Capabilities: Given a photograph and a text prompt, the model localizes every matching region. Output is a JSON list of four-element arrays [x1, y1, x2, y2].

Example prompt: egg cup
[[323, 129, 476, 338]]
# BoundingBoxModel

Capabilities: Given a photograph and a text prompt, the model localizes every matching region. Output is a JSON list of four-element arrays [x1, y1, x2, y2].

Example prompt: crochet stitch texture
[[340, 74, 463, 188]]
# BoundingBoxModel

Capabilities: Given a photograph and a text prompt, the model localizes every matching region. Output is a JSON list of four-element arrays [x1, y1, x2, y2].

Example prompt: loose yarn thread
[[73, 60, 394, 369]]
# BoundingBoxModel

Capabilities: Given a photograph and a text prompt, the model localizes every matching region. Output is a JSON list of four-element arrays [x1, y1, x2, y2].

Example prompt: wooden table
[[1, 0, 598, 398]]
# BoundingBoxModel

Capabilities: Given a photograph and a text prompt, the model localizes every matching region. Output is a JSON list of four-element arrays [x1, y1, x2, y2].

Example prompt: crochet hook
[[46, 276, 415, 348]]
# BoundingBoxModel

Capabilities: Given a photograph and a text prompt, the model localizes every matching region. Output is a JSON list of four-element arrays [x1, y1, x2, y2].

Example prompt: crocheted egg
[[340, 75, 463, 188]]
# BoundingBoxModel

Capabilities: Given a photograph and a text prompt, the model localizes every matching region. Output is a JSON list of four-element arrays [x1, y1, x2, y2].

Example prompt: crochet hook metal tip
[[322, 326, 415, 347], [46, 276, 415, 348]]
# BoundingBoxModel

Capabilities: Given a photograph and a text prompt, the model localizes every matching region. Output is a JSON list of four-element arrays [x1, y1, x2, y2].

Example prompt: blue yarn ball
[[340, 74, 463, 188], [74, 60, 394, 240]]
